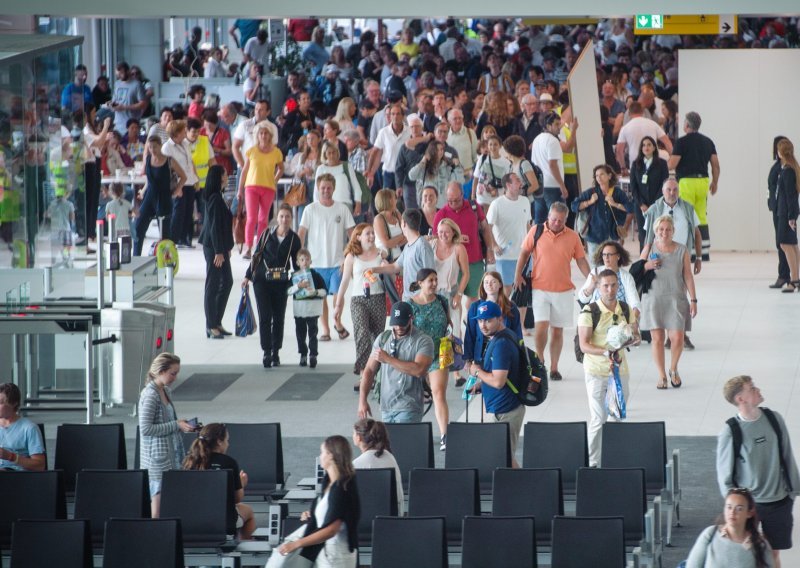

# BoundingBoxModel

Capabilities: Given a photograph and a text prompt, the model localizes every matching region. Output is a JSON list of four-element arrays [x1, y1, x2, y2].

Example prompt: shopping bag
[[605, 361, 626, 420], [235, 289, 257, 337], [264, 525, 313, 568]]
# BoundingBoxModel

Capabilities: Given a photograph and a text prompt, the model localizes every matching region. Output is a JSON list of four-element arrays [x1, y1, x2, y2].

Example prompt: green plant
[[268, 37, 308, 77]]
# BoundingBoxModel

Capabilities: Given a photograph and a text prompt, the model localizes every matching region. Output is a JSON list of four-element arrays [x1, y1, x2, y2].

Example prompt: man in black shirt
[[668, 111, 720, 262]]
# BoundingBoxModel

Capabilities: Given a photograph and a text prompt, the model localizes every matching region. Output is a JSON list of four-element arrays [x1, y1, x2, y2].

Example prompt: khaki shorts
[[532, 289, 575, 328], [488, 403, 526, 458]]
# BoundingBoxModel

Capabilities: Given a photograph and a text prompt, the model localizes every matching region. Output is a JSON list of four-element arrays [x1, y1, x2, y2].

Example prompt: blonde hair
[[321, 140, 341, 164], [374, 188, 396, 213], [723, 375, 753, 405], [437, 218, 462, 244], [145, 352, 181, 384], [334, 97, 356, 124], [653, 214, 675, 232], [253, 121, 274, 144], [166, 120, 186, 139]]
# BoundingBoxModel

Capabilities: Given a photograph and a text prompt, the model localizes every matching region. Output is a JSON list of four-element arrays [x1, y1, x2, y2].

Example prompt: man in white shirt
[[242, 29, 270, 73], [486, 172, 531, 294], [616, 101, 672, 172], [298, 173, 355, 341], [232, 100, 279, 169], [366, 104, 410, 192], [446, 108, 479, 197], [530, 111, 568, 224]]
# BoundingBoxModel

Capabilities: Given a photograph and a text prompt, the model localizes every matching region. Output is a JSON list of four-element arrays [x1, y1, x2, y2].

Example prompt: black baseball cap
[[389, 301, 413, 326]]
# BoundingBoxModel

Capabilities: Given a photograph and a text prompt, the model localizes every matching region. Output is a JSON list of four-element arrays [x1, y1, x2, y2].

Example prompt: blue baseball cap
[[471, 301, 502, 320], [389, 301, 414, 326]]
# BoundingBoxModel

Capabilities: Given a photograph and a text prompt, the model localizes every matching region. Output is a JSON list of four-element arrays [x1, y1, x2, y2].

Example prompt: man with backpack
[[716, 375, 800, 568], [576, 269, 635, 467], [468, 301, 524, 467], [357, 301, 434, 424]]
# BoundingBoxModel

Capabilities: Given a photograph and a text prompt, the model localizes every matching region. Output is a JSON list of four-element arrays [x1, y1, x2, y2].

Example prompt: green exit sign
[[636, 14, 664, 29]]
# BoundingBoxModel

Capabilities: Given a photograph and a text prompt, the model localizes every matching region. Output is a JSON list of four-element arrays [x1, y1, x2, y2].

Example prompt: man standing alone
[[669, 111, 720, 262]]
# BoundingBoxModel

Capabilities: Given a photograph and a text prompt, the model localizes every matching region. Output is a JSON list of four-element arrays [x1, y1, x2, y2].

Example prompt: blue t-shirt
[[481, 332, 521, 414], [0, 417, 45, 470]]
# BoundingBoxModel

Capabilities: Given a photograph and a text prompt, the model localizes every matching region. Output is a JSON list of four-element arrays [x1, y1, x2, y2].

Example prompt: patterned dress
[[410, 294, 450, 372]]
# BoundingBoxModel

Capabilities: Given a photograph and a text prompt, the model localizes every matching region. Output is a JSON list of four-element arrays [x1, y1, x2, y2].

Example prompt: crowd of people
[[3, 15, 800, 568]]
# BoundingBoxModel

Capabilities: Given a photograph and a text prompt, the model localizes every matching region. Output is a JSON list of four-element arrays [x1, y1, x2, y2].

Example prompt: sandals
[[319, 334, 331, 342], [656, 377, 668, 390], [781, 281, 800, 293], [669, 370, 682, 388], [334, 326, 351, 340]]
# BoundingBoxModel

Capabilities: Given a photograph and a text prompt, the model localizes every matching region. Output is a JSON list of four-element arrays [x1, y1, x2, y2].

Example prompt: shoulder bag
[[263, 230, 295, 282], [606, 192, 628, 240], [283, 178, 307, 207]]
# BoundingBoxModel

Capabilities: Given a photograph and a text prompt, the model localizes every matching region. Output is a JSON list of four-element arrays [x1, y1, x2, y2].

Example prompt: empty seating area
[[0, 419, 679, 566]]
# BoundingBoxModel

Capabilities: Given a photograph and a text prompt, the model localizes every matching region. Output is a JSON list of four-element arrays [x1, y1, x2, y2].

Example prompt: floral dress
[[410, 294, 450, 372]]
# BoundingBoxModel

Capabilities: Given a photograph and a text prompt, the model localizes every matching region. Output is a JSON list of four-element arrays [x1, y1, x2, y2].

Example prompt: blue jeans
[[382, 409, 423, 423], [534, 187, 565, 224], [382, 171, 397, 191]]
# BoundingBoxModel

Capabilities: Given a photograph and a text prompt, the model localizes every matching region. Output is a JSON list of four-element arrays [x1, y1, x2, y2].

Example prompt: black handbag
[[263, 231, 295, 282]]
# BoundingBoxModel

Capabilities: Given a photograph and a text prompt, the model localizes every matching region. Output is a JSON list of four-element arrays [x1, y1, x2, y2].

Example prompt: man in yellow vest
[[186, 118, 216, 232], [557, 99, 579, 229]]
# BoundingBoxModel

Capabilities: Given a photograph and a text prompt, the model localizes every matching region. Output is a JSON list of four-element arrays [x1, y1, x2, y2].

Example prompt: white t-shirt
[[233, 117, 279, 156], [353, 449, 405, 515], [105, 198, 133, 232], [617, 116, 666, 164], [162, 139, 199, 185], [486, 195, 531, 260], [374, 124, 410, 173], [531, 132, 563, 188], [243, 38, 270, 70], [313, 163, 360, 205], [299, 202, 355, 268]]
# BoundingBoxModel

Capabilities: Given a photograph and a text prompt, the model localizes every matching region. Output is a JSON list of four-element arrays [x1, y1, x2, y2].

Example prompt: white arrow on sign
[[638, 15, 649, 27]]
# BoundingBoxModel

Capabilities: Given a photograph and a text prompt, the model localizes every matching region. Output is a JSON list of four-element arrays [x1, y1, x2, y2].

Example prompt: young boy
[[105, 182, 134, 239], [287, 248, 326, 368], [46, 187, 76, 262]]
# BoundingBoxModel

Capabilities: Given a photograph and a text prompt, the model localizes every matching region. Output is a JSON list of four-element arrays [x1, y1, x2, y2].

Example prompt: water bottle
[[649, 251, 660, 269], [363, 280, 371, 299], [499, 240, 512, 256], [462, 375, 478, 401]]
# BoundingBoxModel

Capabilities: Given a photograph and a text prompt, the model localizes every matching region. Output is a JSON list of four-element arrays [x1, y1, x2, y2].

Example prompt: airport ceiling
[[3, 0, 798, 18]]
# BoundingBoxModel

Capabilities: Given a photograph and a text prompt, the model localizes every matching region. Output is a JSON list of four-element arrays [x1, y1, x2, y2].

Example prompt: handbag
[[233, 207, 246, 250], [607, 196, 628, 239], [264, 525, 313, 568], [263, 231, 295, 282], [283, 179, 307, 207], [167, 158, 181, 195], [234, 288, 257, 337]]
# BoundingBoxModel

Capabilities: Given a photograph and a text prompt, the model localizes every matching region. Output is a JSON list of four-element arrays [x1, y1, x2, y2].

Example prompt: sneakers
[[309, 356, 317, 369], [272, 353, 281, 367], [300, 355, 307, 367], [262, 354, 272, 368], [684, 335, 695, 350], [439, 435, 447, 452], [455, 376, 466, 387], [550, 370, 563, 381]]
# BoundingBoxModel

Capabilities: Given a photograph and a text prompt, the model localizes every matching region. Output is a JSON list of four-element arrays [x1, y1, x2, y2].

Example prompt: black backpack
[[573, 301, 631, 363], [726, 408, 793, 491], [486, 328, 548, 406]]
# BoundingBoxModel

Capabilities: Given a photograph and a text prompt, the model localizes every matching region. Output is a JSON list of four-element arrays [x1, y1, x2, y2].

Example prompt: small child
[[46, 188, 76, 262], [287, 248, 326, 368], [105, 182, 134, 239]]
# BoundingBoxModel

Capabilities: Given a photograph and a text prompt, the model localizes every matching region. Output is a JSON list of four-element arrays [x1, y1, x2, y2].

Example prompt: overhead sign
[[635, 14, 663, 30], [634, 14, 738, 35], [269, 19, 286, 43]]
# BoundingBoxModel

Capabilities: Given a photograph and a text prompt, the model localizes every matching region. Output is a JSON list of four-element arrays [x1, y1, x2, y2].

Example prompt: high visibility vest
[[191, 135, 212, 189]]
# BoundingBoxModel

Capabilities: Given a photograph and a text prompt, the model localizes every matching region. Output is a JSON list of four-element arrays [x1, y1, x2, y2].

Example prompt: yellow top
[[393, 42, 420, 60], [245, 145, 283, 189], [577, 300, 634, 377], [190, 135, 213, 189]]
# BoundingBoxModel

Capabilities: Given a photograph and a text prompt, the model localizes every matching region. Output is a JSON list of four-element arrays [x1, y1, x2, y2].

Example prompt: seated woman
[[273, 435, 360, 568], [182, 423, 256, 540], [684, 488, 773, 568], [352, 418, 404, 515], [0, 383, 46, 471]]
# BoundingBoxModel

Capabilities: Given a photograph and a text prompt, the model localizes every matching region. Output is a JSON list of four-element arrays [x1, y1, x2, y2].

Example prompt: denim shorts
[[149, 478, 162, 498], [382, 409, 423, 423], [315, 267, 343, 295]]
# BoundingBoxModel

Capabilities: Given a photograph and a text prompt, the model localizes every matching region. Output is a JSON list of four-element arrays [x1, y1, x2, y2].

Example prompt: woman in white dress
[[432, 218, 470, 336]]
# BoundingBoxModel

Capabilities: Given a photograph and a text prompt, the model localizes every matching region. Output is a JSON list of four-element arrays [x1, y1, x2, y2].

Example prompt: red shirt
[[201, 126, 234, 174], [434, 201, 486, 263]]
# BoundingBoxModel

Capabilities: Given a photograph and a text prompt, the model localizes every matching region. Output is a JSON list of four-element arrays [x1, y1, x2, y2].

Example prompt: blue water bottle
[[462, 375, 478, 401]]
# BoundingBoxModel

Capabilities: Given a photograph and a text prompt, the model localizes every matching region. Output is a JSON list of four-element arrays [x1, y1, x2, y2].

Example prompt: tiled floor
[[18, 237, 800, 563]]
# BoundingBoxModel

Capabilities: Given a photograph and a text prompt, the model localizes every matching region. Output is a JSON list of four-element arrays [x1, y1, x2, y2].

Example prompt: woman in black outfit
[[629, 136, 670, 251], [242, 203, 301, 368], [768, 135, 791, 288], [274, 435, 360, 568], [134, 135, 186, 255], [775, 138, 800, 293], [198, 165, 234, 338]]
